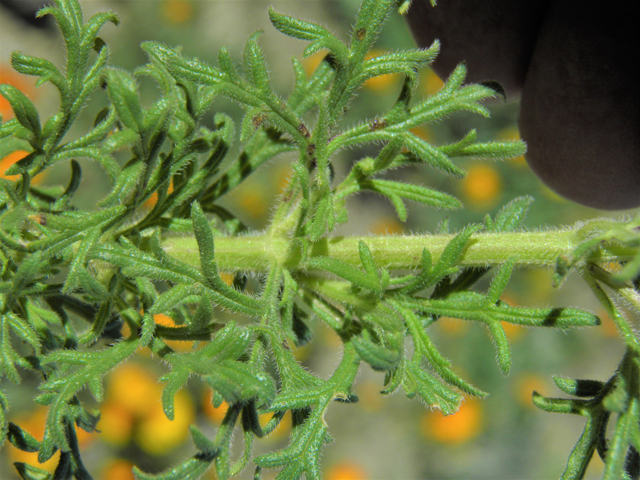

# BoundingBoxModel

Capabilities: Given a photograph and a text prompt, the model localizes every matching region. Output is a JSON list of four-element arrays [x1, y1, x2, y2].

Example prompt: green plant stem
[[161, 228, 635, 273], [580, 265, 640, 353]]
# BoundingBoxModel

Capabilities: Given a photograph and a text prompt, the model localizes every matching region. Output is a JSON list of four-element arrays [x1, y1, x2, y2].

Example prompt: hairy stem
[[161, 227, 635, 273]]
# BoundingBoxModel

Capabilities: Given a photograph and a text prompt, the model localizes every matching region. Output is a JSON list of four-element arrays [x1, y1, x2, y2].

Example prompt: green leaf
[[361, 178, 462, 219], [10, 52, 67, 97], [352, 333, 401, 371], [403, 362, 462, 415], [150, 284, 199, 316], [0, 390, 8, 447], [306, 193, 334, 241], [38, 337, 140, 461], [398, 304, 487, 398], [81, 11, 119, 54], [0, 85, 42, 141], [190, 424, 218, 455], [354, 46, 438, 85], [268, 8, 349, 65], [141, 97, 171, 159], [133, 456, 215, 480], [1, 315, 27, 383], [103, 68, 144, 133], [63, 226, 101, 293], [13, 462, 52, 480], [306, 255, 380, 293], [255, 397, 332, 480], [349, 0, 396, 61], [191, 201, 218, 284], [371, 136, 404, 172], [400, 225, 480, 294], [51, 160, 82, 211], [486, 258, 515, 304], [98, 157, 144, 207], [204, 360, 276, 407], [485, 196, 534, 233], [8, 422, 41, 453], [244, 32, 270, 91], [553, 377, 605, 398], [561, 417, 601, 480]]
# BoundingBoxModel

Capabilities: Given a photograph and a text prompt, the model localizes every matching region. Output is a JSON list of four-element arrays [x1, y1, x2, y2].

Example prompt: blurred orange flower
[[143, 179, 174, 209], [102, 459, 135, 480], [421, 398, 482, 444], [7, 405, 94, 472], [514, 373, 549, 409], [0, 150, 45, 184], [326, 461, 368, 480], [1, 65, 35, 120], [460, 163, 502, 209]]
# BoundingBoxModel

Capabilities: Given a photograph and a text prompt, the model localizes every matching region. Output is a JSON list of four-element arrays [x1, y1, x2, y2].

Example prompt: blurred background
[[1, 1, 638, 479]]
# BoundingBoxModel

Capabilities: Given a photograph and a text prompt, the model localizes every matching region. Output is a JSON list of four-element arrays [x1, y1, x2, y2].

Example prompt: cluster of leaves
[[529, 219, 640, 480], [0, 0, 639, 479]]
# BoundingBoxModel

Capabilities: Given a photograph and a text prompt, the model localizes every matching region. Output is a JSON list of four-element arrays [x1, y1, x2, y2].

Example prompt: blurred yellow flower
[[501, 321, 525, 341], [106, 363, 162, 417], [460, 163, 502, 209], [421, 398, 482, 444], [302, 50, 328, 77], [524, 269, 554, 304], [368, 216, 403, 235], [99, 401, 134, 446], [275, 164, 294, 195], [436, 317, 468, 335], [497, 126, 527, 167], [540, 184, 567, 203], [135, 389, 195, 455], [202, 392, 229, 423], [514, 373, 549, 409], [420, 69, 444, 97], [153, 312, 193, 351], [354, 381, 385, 412], [319, 324, 343, 348], [219, 271, 235, 286], [499, 295, 525, 342], [101, 459, 135, 480], [229, 179, 268, 220], [260, 410, 291, 441], [161, 0, 194, 25], [362, 49, 400, 93], [7, 407, 60, 472], [410, 125, 433, 143], [291, 340, 312, 362]]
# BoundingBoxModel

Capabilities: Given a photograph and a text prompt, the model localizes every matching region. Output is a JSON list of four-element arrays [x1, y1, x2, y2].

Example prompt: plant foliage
[[1, 0, 639, 479]]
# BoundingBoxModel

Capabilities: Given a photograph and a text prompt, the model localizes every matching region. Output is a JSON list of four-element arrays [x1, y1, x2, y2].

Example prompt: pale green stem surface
[[162, 228, 635, 273]]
